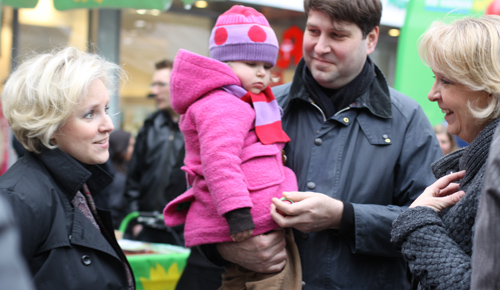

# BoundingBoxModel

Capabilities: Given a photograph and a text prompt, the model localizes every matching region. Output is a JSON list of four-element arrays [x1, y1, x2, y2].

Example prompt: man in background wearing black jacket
[[124, 59, 186, 244]]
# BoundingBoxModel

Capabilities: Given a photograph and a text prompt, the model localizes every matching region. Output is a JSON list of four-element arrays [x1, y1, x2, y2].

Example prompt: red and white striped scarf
[[222, 85, 290, 145]]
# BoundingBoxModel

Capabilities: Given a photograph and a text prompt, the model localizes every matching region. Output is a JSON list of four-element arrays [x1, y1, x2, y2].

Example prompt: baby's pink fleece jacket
[[163, 49, 297, 247]]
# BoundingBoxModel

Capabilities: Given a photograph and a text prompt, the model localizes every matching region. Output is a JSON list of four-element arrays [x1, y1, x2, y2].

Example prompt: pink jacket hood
[[170, 49, 242, 115]]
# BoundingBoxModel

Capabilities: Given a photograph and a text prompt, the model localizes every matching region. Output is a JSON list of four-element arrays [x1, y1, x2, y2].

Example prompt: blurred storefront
[[0, 0, 403, 135]]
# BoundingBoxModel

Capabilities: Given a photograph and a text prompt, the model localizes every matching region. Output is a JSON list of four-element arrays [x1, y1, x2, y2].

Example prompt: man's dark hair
[[155, 59, 173, 70], [304, 0, 382, 38]]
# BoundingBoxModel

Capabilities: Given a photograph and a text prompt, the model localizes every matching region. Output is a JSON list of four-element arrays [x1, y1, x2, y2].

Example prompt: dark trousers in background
[[131, 225, 224, 290], [176, 247, 225, 290]]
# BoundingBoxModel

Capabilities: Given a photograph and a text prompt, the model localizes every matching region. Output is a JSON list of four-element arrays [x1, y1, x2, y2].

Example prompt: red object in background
[[270, 71, 284, 87], [276, 25, 303, 70], [272, 25, 304, 86], [486, 0, 500, 15], [0, 102, 9, 175]]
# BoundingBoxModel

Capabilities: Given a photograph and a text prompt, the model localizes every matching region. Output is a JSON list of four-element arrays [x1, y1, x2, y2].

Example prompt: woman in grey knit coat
[[391, 15, 500, 290]]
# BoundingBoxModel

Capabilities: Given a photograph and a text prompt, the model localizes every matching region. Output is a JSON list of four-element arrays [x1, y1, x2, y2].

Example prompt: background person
[[123, 59, 186, 244], [433, 123, 459, 155], [210, 0, 443, 289], [164, 5, 301, 289], [472, 116, 500, 290], [0, 47, 134, 290], [0, 195, 35, 290], [391, 15, 500, 290], [109, 129, 134, 175], [106, 129, 135, 229]]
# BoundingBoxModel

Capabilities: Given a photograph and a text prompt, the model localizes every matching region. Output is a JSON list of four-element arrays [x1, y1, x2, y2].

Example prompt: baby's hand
[[231, 229, 254, 242]]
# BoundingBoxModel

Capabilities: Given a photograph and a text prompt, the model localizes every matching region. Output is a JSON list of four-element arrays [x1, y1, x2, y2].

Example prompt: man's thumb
[[283, 191, 309, 202]]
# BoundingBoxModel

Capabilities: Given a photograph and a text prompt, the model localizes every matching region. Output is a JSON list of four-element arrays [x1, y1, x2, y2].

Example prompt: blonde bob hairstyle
[[418, 15, 500, 120], [1, 47, 123, 153]]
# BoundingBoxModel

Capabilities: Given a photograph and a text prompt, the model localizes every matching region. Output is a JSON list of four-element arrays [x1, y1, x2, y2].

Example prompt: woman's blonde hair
[[419, 15, 500, 120], [1, 47, 123, 153]]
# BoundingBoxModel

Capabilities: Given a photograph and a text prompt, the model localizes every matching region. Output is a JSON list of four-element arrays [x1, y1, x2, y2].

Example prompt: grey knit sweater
[[391, 118, 500, 290]]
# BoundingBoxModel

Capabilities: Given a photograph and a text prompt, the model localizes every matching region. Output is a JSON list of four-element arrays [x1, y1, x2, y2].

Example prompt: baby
[[163, 5, 301, 290]]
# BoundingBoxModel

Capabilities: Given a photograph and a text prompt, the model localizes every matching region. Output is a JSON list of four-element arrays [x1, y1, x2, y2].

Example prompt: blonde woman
[[0, 47, 134, 290], [391, 15, 500, 290]]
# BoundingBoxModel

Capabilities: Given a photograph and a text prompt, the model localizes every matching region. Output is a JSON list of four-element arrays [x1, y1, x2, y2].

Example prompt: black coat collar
[[288, 58, 392, 119], [31, 148, 112, 197]]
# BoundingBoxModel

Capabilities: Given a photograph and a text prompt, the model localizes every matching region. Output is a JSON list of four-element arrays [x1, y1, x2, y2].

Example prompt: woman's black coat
[[0, 148, 134, 290]]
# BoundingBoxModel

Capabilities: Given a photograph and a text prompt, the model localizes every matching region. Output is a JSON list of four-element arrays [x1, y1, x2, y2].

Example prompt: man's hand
[[271, 191, 343, 232], [230, 229, 254, 242], [410, 170, 466, 212], [216, 229, 287, 273]]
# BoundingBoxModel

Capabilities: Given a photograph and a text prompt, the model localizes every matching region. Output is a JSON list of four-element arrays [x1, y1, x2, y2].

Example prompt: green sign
[[3, 0, 38, 8], [394, 0, 490, 125], [2, 0, 174, 10], [54, 0, 172, 10], [1, 0, 217, 11]]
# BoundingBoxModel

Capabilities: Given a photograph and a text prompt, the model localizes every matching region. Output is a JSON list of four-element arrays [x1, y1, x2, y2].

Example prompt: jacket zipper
[[308, 98, 351, 121], [334, 107, 351, 116], [309, 100, 327, 122]]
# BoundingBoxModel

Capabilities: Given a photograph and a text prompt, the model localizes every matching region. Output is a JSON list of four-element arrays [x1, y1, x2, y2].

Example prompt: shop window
[[119, 9, 212, 134], [17, 0, 89, 62]]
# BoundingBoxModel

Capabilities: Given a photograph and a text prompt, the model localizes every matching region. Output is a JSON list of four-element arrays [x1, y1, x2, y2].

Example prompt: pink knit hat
[[209, 5, 279, 66]]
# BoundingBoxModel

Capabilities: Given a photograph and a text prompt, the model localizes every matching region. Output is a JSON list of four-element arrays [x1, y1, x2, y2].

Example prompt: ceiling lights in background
[[388, 29, 400, 37], [194, 1, 208, 8]]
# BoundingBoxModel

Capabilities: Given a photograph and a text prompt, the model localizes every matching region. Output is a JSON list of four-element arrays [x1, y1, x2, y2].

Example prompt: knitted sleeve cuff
[[391, 206, 443, 249], [225, 208, 255, 235]]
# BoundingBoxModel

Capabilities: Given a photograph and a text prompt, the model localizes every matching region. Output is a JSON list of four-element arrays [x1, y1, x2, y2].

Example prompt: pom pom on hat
[[209, 5, 279, 66]]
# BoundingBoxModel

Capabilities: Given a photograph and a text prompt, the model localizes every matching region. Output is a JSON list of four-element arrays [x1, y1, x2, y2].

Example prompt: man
[[124, 59, 224, 289], [212, 0, 443, 289], [124, 59, 186, 244]]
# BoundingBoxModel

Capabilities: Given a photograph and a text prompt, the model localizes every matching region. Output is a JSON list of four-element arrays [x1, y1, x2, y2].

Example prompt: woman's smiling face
[[428, 70, 491, 143], [51, 79, 114, 164]]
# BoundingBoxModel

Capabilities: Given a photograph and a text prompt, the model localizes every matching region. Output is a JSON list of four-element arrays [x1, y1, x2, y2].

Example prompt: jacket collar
[[288, 58, 392, 119], [32, 148, 112, 197]]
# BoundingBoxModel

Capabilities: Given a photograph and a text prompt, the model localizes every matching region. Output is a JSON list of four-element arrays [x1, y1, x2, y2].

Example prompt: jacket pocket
[[163, 187, 195, 227], [357, 113, 393, 146], [240, 143, 285, 191]]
